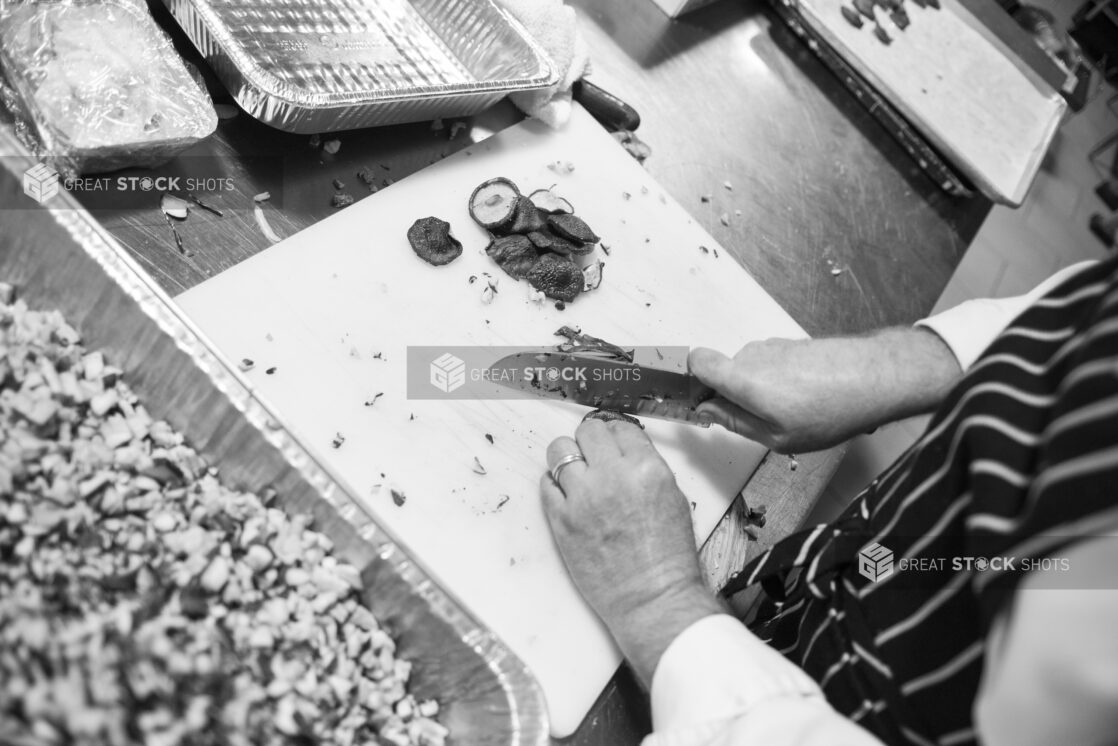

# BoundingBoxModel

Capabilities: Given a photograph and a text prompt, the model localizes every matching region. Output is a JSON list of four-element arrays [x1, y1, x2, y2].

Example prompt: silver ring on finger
[[550, 453, 586, 485]]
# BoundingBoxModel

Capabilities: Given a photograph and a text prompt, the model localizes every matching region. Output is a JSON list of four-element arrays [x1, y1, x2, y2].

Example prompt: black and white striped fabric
[[721, 255, 1118, 745]]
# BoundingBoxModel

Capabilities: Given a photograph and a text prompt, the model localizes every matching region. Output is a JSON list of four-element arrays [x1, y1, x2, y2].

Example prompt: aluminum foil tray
[[163, 0, 558, 132], [0, 126, 550, 745]]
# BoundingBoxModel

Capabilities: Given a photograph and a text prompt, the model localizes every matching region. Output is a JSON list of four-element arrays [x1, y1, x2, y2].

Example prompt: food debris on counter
[[160, 192, 190, 219], [745, 504, 768, 528], [582, 259, 605, 291], [322, 138, 341, 155], [331, 192, 355, 209], [238, 358, 255, 371], [364, 393, 384, 406], [700, 194, 712, 203], [332, 432, 346, 448], [472, 457, 487, 475], [449, 121, 468, 140], [159, 193, 191, 256], [266, 366, 277, 375], [252, 192, 283, 244], [357, 166, 379, 191], [496, 495, 510, 511], [187, 192, 223, 217], [612, 130, 652, 164], [547, 160, 575, 175], [723, 180, 733, 191], [485, 433, 495, 444], [719, 212, 730, 226]]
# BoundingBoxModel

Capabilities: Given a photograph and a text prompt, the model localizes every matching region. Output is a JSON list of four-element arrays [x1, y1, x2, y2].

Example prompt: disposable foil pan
[[162, 0, 558, 132], [0, 126, 550, 745]]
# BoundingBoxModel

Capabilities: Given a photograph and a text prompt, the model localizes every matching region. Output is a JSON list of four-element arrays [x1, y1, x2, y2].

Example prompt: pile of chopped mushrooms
[[0, 296, 446, 746]]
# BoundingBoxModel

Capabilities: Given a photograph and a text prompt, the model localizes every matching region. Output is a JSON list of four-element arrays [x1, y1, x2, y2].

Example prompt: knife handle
[[573, 80, 641, 133]]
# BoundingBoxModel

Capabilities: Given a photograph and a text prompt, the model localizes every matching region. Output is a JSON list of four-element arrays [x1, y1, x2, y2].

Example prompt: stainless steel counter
[[571, 0, 989, 338]]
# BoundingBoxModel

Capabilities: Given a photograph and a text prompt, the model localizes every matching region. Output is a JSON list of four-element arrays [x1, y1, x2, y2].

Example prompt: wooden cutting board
[[176, 105, 806, 737]]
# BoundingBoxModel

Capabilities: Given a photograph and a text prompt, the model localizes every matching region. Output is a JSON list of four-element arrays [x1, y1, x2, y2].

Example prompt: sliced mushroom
[[547, 213, 600, 244], [528, 188, 574, 215], [468, 177, 520, 231]]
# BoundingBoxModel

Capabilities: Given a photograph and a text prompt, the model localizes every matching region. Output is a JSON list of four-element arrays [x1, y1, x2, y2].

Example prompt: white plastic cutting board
[[177, 106, 806, 737]]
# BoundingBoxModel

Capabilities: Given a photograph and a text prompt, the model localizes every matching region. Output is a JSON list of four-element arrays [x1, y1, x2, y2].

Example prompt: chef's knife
[[488, 350, 715, 426]]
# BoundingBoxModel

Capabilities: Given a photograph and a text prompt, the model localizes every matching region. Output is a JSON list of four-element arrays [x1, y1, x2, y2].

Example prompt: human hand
[[689, 339, 858, 453], [541, 419, 722, 684], [689, 329, 963, 453]]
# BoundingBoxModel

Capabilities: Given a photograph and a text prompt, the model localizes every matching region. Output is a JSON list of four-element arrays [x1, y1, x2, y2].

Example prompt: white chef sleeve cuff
[[916, 262, 1095, 371], [648, 614, 824, 735]]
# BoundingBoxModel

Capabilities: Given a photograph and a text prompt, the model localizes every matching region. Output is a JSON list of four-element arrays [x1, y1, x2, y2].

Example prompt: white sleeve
[[975, 534, 1118, 746], [641, 615, 884, 746], [916, 261, 1094, 371]]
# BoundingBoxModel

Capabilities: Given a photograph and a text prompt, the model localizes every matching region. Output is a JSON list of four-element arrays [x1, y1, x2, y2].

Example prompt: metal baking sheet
[[792, 0, 1066, 206], [770, 0, 973, 197], [0, 126, 550, 745], [163, 0, 558, 132]]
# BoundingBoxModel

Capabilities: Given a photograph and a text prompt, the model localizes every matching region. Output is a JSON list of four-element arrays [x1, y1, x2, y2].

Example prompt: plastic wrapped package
[[0, 0, 218, 175]]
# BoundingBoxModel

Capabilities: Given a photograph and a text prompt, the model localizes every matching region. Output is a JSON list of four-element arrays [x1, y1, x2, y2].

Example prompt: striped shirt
[[706, 255, 1118, 744]]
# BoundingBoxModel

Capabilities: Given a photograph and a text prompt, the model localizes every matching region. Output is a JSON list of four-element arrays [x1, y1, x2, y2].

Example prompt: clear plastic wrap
[[0, 0, 218, 175]]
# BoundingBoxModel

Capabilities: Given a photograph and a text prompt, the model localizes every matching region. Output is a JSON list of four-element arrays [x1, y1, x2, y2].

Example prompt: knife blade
[[488, 350, 715, 426]]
